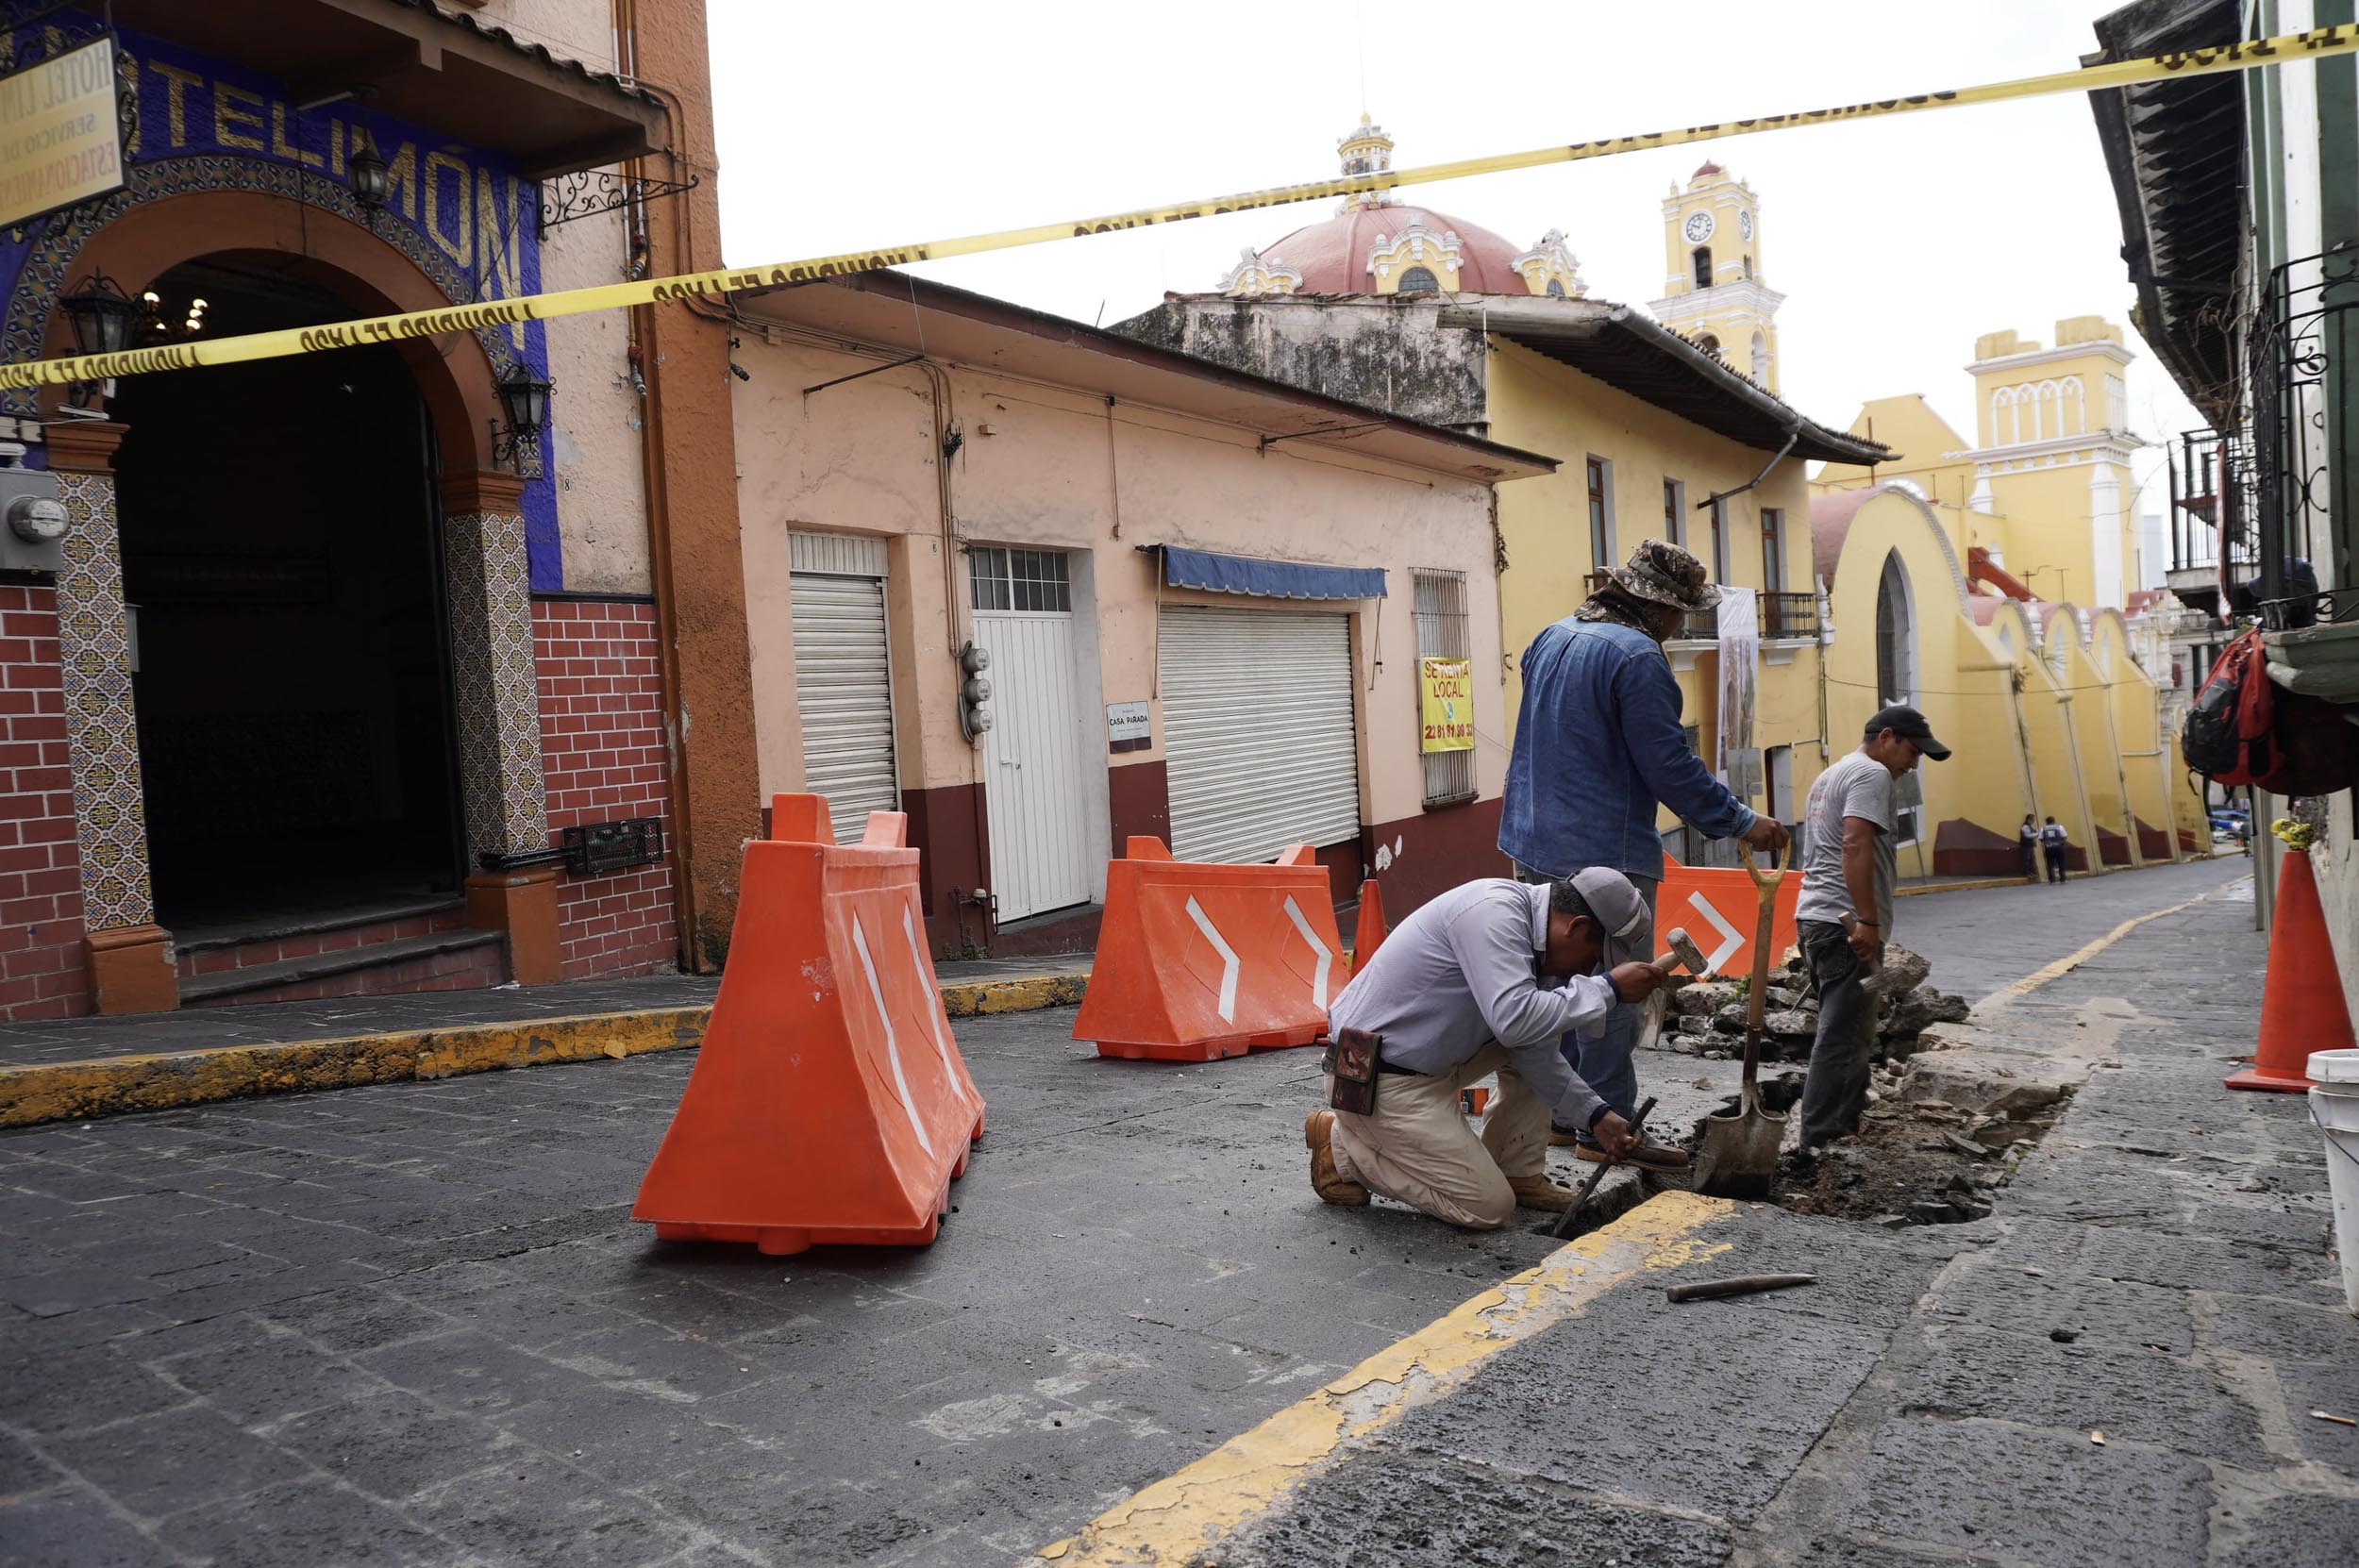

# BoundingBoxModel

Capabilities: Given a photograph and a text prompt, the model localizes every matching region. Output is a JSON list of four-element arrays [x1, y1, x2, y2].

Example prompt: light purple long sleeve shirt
[[1326, 878, 1615, 1130]]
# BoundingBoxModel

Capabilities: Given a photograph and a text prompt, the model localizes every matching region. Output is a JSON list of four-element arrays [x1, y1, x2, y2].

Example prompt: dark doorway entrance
[[110, 259, 462, 931]]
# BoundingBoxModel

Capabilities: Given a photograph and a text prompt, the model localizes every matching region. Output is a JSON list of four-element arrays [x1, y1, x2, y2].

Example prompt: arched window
[[1545, 277, 1565, 297], [1691, 245, 1713, 289], [1749, 331, 1769, 383], [1742, 254, 1754, 280], [1396, 266, 1440, 293], [1696, 332, 1721, 359], [1875, 553, 1916, 706]]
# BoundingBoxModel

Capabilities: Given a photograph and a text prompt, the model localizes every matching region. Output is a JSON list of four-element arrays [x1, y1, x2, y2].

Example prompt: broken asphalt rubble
[[1665, 944, 2084, 1228]]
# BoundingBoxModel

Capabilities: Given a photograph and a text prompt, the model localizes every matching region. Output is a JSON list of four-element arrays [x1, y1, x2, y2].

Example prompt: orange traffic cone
[[2226, 847, 2355, 1092], [1352, 877, 1389, 969]]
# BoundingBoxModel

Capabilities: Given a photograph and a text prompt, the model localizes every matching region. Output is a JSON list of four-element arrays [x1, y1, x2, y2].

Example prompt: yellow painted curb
[[0, 965, 1093, 1127], [941, 972, 1090, 1017], [0, 1008, 712, 1129], [1025, 1190, 1737, 1565]]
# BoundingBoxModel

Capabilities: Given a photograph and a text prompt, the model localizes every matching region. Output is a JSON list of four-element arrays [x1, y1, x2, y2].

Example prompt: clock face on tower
[[1738, 210, 1754, 241], [1683, 210, 1715, 243]]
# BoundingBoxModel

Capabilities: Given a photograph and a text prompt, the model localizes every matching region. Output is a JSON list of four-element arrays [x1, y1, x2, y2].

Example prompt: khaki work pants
[[1327, 1043, 1550, 1230]]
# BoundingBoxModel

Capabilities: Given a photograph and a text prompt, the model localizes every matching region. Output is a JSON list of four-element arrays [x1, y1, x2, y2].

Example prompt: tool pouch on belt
[[1323, 1026, 1382, 1116]]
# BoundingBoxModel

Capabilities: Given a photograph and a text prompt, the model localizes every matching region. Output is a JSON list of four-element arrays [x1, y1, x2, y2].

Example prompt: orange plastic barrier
[[1659, 852, 1800, 978], [2226, 847, 2352, 1093], [631, 793, 985, 1255], [1076, 838, 1348, 1061], [1351, 877, 1390, 968]]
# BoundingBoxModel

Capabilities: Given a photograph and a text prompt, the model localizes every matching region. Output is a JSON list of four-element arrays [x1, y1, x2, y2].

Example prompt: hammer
[[1657, 926, 1712, 978], [1836, 912, 1902, 996]]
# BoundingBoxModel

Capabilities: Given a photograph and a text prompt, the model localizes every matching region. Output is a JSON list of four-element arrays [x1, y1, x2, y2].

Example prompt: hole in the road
[[1531, 943, 2076, 1239]]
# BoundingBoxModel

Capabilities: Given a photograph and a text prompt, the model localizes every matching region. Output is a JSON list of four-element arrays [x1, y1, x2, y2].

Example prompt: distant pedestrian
[[1793, 706, 1951, 1151], [2017, 814, 2038, 880], [2040, 817, 2069, 883]]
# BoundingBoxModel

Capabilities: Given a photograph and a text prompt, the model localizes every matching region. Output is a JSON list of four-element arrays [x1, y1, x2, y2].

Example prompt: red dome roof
[[1255, 203, 1532, 294]]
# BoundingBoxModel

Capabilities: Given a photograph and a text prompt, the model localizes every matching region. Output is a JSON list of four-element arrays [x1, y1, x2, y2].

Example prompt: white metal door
[[790, 543, 897, 845], [1159, 605, 1360, 864], [971, 550, 1093, 920]]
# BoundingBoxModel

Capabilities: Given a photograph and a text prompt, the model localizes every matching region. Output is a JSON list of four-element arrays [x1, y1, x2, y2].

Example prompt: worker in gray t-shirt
[[1793, 706, 1950, 1151]]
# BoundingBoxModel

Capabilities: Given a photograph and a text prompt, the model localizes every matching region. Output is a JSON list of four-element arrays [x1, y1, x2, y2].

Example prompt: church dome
[[1219, 117, 1587, 300], [1251, 205, 1531, 294]]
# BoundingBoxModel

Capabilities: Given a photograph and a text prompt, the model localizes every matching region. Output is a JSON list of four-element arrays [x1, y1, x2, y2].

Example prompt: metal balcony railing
[[2250, 249, 2357, 629]]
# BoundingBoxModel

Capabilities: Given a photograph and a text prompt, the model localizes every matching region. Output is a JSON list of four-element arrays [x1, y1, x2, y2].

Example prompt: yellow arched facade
[[1813, 484, 2199, 878]]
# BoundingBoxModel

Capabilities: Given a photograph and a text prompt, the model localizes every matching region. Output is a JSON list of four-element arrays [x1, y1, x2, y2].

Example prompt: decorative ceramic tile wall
[[54, 470, 155, 932], [443, 509, 548, 858]]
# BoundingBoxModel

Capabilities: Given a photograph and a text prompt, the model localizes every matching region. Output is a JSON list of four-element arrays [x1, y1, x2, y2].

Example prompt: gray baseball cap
[[1568, 867, 1649, 967]]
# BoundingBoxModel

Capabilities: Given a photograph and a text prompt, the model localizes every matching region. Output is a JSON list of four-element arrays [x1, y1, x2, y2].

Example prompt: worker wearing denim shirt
[[1499, 539, 1788, 1172]]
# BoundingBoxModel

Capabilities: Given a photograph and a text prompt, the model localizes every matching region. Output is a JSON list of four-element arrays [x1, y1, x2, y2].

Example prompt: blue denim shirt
[[1498, 616, 1756, 882]]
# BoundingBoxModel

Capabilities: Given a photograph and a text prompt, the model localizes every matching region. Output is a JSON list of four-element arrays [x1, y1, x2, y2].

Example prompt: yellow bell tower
[[1648, 162, 1783, 392]]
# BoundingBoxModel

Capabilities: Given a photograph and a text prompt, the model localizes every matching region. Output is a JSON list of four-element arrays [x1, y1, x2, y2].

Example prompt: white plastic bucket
[[2309, 1048, 2359, 1315]]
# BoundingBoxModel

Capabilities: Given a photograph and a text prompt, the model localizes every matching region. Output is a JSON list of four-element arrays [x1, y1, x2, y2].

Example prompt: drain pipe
[[1696, 424, 1800, 518]]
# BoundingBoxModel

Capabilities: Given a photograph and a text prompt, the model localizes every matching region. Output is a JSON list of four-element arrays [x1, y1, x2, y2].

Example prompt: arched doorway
[[109, 259, 462, 929]]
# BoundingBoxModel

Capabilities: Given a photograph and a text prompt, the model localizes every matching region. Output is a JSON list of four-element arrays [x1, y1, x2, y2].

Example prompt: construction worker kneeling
[[1306, 870, 1689, 1228]]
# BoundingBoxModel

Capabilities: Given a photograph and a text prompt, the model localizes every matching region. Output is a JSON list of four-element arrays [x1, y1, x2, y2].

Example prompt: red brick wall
[[533, 597, 678, 980], [0, 585, 86, 1020]]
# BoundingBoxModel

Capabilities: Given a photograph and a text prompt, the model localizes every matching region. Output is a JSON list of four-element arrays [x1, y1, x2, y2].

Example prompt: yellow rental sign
[[0, 39, 125, 231], [1420, 659, 1474, 754]]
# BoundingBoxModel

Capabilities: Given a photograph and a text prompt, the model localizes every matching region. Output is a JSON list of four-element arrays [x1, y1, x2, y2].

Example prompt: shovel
[[1692, 837, 1792, 1200]]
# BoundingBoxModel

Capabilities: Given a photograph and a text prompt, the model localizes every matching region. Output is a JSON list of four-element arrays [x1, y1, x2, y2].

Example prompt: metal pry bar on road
[[1665, 1274, 1819, 1304], [1550, 1095, 1656, 1240]]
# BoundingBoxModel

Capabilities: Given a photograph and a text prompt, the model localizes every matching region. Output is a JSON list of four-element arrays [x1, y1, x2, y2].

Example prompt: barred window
[[1414, 569, 1473, 807], [969, 546, 1072, 612]]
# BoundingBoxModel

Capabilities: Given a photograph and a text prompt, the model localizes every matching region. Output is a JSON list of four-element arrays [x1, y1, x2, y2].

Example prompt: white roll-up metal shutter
[[790, 533, 896, 845], [1159, 605, 1360, 864]]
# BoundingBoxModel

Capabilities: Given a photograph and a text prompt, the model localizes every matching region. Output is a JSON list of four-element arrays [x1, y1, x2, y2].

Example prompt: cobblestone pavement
[[6, 854, 2351, 1566]]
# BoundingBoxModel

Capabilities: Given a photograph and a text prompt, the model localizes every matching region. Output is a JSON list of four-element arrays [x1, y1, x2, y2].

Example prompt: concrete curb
[[0, 969, 1094, 1129]]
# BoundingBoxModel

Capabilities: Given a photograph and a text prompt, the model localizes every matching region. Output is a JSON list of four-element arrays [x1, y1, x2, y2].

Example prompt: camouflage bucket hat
[[1607, 538, 1721, 611]]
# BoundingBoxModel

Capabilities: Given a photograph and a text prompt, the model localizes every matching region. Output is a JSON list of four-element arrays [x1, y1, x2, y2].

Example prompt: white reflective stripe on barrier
[[904, 905, 969, 1106], [1184, 895, 1241, 1024], [1280, 895, 1333, 1010], [852, 914, 934, 1156], [1687, 891, 1746, 974]]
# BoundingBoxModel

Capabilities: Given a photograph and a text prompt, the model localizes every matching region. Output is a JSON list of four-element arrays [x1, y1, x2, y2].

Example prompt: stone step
[[178, 928, 505, 1006]]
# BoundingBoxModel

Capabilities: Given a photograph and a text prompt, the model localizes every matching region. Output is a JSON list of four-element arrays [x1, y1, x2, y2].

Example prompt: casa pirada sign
[[0, 23, 560, 586], [1418, 657, 1474, 754]]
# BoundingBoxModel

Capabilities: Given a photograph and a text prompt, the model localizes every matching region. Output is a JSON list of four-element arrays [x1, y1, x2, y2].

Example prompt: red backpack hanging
[[2183, 630, 2278, 788]]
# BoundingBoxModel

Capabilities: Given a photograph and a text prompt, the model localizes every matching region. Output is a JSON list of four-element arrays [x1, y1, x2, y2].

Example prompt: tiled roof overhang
[[111, 0, 666, 179], [1439, 298, 1892, 467], [2085, 0, 2247, 427]]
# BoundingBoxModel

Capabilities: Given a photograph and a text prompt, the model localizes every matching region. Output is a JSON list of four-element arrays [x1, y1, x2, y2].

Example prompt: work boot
[[1304, 1109, 1369, 1207], [1507, 1175, 1581, 1211], [1574, 1139, 1691, 1174]]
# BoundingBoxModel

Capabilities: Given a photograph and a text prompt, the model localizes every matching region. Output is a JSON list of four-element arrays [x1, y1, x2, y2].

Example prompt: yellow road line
[[1974, 876, 2249, 1012], [1026, 1191, 1735, 1565], [3, 27, 2351, 390]]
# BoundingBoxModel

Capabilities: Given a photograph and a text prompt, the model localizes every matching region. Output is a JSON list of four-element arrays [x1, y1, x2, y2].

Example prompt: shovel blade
[[1692, 1108, 1785, 1200]]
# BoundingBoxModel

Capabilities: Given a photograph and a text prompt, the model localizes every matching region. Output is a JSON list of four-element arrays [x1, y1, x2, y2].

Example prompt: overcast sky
[[708, 0, 2197, 539]]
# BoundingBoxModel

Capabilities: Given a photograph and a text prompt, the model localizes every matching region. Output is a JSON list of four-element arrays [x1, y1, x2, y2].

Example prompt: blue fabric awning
[[1159, 545, 1387, 602]]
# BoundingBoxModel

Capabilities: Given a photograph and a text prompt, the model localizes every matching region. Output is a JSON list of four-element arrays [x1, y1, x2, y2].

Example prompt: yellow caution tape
[[4, 25, 2351, 391]]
